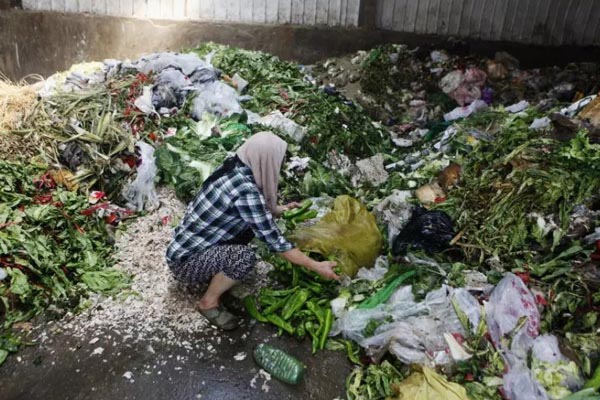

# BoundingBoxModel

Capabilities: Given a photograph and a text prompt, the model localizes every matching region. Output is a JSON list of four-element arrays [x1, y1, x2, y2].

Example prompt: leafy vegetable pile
[[0, 161, 128, 365]]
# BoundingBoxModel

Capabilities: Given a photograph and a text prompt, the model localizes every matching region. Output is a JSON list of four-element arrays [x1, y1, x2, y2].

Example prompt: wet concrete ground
[[1, 318, 351, 400]]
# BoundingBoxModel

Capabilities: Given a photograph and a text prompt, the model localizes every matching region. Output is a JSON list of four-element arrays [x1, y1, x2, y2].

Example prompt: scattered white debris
[[234, 352, 247, 361], [91, 347, 104, 356], [505, 100, 529, 113], [530, 116, 552, 130], [89, 337, 99, 345], [123, 371, 134, 379]]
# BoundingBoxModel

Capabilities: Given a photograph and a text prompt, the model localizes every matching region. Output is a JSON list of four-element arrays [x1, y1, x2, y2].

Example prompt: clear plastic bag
[[122, 141, 159, 212], [332, 285, 478, 367], [503, 363, 549, 400]]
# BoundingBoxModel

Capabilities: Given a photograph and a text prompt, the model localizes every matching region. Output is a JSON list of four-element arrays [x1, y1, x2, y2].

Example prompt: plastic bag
[[291, 196, 383, 277], [191, 81, 244, 120], [532, 335, 584, 399], [390, 366, 470, 400], [392, 206, 455, 256], [259, 110, 307, 143], [373, 190, 413, 247], [485, 273, 540, 359], [122, 142, 160, 212], [333, 285, 477, 366], [503, 362, 549, 400]]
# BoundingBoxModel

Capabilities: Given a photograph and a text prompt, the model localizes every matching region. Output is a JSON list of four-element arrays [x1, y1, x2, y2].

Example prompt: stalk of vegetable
[[357, 270, 416, 309], [583, 365, 600, 390]]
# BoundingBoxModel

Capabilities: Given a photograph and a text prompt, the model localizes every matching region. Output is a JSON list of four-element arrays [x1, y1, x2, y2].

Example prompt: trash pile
[[0, 40, 599, 400]]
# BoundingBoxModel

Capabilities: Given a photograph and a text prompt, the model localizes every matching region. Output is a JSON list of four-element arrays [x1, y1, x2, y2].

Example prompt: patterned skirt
[[168, 244, 257, 284]]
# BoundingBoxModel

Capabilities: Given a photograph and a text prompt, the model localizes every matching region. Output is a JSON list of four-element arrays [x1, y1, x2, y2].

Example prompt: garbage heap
[[0, 42, 600, 400]]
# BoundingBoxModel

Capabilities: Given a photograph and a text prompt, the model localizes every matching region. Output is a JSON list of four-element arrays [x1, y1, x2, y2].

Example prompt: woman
[[166, 132, 338, 330]]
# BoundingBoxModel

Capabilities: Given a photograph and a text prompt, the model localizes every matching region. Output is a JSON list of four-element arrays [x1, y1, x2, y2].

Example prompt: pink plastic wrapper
[[440, 68, 488, 106]]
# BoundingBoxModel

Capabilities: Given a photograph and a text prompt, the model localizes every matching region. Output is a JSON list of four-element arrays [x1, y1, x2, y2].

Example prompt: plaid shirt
[[166, 161, 293, 264]]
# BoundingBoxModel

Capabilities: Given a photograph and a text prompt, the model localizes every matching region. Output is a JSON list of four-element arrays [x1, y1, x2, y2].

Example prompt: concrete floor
[[1, 318, 351, 400]]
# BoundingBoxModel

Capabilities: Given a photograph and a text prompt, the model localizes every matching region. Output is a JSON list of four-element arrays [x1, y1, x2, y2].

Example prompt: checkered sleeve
[[234, 190, 294, 253]]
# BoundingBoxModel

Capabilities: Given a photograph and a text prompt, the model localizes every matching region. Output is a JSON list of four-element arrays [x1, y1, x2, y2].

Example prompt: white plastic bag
[[191, 81, 244, 119], [503, 363, 549, 400], [122, 141, 160, 212], [485, 273, 540, 359], [259, 111, 307, 143], [333, 285, 478, 367]]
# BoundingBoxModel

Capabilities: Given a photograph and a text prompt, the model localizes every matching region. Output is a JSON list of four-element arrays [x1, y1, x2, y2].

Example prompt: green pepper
[[291, 209, 318, 224], [305, 321, 320, 354], [282, 200, 313, 220], [299, 279, 323, 294], [584, 364, 600, 390], [266, 314, 294, 335], [263, 291, 295, 315], [260, 287, 298, 297], [281, 289, 310, 320], [306, 301, 325, 325], [244, 296, 268, 323], [318, 308, 333, 350], [343, 340, 363, 365], [292, 267, 300, 287]]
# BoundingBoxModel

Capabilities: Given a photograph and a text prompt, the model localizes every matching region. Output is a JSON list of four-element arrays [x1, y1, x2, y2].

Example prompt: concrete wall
[[376, 0, 600, 46], [21, 0, 362, 26]]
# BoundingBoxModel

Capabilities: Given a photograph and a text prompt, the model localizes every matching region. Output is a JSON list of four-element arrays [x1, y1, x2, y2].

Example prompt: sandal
[[198, 305, 240, 331]]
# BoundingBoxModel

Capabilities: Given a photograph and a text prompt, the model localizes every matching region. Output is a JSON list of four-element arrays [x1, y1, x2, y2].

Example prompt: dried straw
[[0, 74, 44, 160]]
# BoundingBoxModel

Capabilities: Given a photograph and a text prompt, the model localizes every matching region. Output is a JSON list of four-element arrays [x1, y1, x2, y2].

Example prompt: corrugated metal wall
[[21, 0, 361, 27], [376, 0, 600, 46], [19, 1, 600, 46]]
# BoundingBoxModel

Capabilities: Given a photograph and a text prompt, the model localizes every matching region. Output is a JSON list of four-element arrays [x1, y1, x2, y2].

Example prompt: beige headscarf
[[236, 132, 287, 215]]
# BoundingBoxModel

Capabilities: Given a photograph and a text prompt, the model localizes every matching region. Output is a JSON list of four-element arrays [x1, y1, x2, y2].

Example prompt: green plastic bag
[[290, 196, 383, 277]]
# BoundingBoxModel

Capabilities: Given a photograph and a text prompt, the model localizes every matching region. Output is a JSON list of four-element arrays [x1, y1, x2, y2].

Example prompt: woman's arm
[[280, 248, 339, 281]]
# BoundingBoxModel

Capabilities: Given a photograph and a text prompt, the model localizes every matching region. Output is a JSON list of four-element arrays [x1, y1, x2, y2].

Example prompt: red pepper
[[33, 194, 53, 204], [34, 172, 57, 190], [148, 132, 158, 142], [104, 213, 119, 225], [465, 373, 474, 382], [591, 240, 600, 261], [535, 293, 548, 306]]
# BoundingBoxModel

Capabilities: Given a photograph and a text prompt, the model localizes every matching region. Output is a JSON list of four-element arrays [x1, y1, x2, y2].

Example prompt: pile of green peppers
[[244, 256, 337, 353]]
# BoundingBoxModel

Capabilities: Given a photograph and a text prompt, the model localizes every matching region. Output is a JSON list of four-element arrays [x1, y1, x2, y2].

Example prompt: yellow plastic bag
[[290, 195, 383, 277], [391, 366, 470, 400]]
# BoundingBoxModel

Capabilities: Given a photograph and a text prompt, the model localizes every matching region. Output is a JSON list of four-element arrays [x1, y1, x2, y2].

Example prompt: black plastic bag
[[392, 207, 455, 255]]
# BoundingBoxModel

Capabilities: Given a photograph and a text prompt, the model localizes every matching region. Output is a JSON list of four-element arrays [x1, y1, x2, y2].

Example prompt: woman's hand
[[283, 202, 302, 211], [280, 248, 340, 281], [311, 260, 340, 281], [275, 202, 302, 217]]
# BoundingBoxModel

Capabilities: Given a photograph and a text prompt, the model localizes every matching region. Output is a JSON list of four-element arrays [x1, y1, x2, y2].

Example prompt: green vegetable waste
[[0, 160, 129, 365]]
